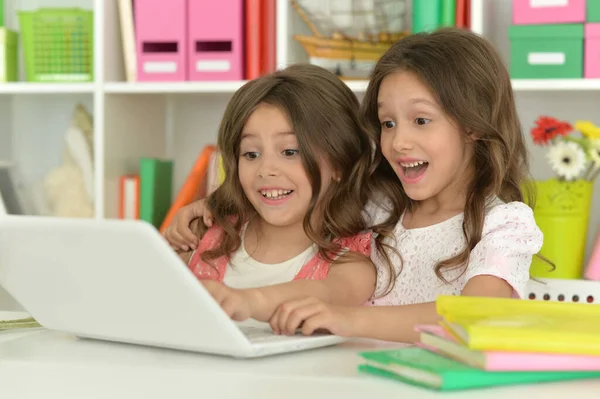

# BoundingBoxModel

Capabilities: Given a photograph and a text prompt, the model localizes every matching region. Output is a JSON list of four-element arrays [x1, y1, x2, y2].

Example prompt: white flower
[[589, 139, 600, 168], [546, 141, 587, 181]]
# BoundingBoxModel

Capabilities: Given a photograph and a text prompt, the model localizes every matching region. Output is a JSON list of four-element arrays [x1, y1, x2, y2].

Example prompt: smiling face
[[238, 102, 336, 229], [377, 70, 473, 206]]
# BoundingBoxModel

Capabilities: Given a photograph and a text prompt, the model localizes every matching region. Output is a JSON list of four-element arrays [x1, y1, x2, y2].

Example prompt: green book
[[139, 157, 173, 228], [358, 347, 600, 391], [440, 0, 456, 27], [412, 0, 442, 33], [0, 0, 3, 27]]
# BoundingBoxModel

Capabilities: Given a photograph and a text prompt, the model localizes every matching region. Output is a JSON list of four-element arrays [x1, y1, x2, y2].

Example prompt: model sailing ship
[[291, 0, 409, 79]]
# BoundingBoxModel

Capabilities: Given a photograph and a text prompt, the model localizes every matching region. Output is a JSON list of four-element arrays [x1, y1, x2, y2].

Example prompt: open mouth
[[260, 189, 293, 201], [400, 160, 429, 180]]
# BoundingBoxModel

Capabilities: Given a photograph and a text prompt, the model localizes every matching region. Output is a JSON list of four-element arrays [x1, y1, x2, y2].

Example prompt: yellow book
[[217, 153, 225, 185], [436, 295, 600, 355]]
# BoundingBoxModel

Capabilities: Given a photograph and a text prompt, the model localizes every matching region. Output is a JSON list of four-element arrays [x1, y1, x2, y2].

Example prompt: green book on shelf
[[358, 347, 600, 391], [139, 158, 173, 228], [412, 0, 442, 33], [441, 0, 456, 27]]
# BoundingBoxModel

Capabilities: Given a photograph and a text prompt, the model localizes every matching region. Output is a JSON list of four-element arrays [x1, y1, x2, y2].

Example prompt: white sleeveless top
[[363, 197, 543, 306]]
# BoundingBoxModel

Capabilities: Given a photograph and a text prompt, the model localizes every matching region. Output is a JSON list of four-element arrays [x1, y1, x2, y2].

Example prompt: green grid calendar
[[19, 8, 94, 82]]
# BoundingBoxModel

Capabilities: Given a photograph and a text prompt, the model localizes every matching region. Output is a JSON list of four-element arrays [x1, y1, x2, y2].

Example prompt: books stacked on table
[[358, 295, 600, 391]]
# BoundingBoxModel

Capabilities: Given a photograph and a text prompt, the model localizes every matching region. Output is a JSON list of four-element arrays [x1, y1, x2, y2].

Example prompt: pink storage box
[[585, 23, 600, 78], [187, 0, 243, 81], [513, 0, 586, 25], [135, 0, 187, 81]]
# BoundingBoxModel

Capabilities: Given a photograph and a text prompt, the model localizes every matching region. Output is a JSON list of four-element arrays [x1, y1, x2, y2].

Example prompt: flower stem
[[583, 163, 595, 180], [590, 167, 600, 182]]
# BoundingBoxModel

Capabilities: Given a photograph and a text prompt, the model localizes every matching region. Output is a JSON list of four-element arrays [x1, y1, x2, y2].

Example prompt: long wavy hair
[[198, 64, 374, 269], [362, 27, 538, 283]]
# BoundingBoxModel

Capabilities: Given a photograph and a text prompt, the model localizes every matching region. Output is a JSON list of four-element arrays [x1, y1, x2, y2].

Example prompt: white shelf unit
[[0, 0, 598, 262]]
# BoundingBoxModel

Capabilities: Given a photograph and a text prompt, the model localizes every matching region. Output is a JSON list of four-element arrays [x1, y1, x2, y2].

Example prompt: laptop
[[0, 215, 346, 358]]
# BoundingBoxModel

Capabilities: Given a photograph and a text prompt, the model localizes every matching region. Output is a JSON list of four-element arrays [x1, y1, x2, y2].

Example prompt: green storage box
[[0, 28, 18, 82], [18, 8, 94, 82], [508, 24, 584, 79], [588, 1, 600, 22]]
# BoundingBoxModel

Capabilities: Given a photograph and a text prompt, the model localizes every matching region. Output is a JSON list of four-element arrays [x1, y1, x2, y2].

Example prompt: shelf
[[103, 79, 371, 94], [0, 83, 95, 94], [103, 81, 248, 94], [4, 80, 597, 95], [343, 80, 370, 92], [511, 79, 600, 91]]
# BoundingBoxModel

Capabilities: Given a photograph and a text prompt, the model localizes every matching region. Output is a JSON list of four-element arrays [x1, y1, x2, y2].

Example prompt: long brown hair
[[362, 27, 535, 282], [199, 64, 373, 268]]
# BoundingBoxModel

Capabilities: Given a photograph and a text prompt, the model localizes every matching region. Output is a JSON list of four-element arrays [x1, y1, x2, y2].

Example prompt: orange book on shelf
[[159, 145, 216, 233]]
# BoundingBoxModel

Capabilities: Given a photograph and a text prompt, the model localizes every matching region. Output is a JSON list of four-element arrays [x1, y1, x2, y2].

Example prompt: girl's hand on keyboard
[[269, 297, 358, 337], [202, 281, 254, 321], [202, 281, 270, 322]]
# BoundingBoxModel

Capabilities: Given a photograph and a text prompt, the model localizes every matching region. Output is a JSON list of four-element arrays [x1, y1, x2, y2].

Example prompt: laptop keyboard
[[238, 324, 306, 343]]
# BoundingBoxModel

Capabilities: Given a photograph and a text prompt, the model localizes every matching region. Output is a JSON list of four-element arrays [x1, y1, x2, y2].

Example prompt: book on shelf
[[159, 145, 224, 233], [0, 161, 38, 216], [139, 158, 173, 228], [119, 174, 140, 219], [118, 0, 137, 82]]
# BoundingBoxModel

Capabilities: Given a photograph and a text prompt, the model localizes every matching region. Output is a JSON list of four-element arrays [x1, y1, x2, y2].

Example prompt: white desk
[[0, 328, 600, 399]]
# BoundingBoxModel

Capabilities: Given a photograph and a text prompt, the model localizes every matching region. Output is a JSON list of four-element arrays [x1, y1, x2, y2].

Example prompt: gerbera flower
[[546, 141, 587, 181], [575, 120, 600, 140], [531, 116, 573, 145], [589, 139, 600, 169]]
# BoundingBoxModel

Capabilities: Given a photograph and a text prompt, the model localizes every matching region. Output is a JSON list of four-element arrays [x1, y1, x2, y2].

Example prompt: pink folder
[[187, 0, 243, 81], [135, 0, 187, 81]]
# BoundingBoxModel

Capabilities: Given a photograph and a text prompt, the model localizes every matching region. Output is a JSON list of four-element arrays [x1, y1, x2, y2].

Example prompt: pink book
[[415, 324, 600, 371], [585, 223, 600, 280]]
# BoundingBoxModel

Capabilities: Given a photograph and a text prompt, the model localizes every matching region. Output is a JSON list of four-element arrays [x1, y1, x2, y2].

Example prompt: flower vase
[[528, 178, 593, 279]]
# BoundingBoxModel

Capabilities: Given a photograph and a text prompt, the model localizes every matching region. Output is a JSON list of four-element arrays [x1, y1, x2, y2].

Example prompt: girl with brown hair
[[175, 63, 380, 322], [167, 28, 544, 342]]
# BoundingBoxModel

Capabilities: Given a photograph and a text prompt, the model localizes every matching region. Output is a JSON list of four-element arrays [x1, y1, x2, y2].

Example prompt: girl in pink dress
[[175, 64, 385, 323]]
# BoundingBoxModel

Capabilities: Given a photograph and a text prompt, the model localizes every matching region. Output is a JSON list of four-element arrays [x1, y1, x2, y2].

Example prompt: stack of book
[[358, 296, 600, 391]]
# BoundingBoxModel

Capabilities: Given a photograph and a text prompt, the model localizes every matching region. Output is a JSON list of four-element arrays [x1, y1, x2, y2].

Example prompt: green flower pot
[[526, 179, 593, 279]]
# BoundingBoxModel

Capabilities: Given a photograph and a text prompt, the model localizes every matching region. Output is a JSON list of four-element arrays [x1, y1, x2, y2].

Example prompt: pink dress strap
[[188, 225, 373, 284], [187, 225, 229, 282], [294, 230, 372, 280]]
